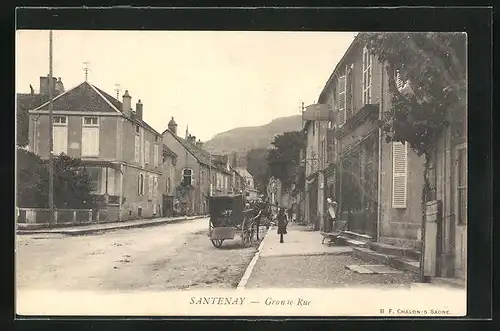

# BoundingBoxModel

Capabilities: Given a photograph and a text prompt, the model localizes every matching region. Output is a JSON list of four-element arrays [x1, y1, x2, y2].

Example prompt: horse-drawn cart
[[208, 194, 256, 248]]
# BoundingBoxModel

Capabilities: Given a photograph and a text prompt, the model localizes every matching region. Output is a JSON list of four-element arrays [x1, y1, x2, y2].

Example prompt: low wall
[[17, 206, 119, 226]]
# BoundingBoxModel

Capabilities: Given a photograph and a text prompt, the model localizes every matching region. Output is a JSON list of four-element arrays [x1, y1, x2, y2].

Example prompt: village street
[[16, 218, 263, 292]]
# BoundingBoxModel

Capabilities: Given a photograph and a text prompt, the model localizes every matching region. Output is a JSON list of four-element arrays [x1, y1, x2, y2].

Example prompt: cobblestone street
[[16, 218, 265, 291]]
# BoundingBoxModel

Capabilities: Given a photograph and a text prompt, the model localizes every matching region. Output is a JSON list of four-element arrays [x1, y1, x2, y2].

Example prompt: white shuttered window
[[82, 117, 99, 157], [53, 116, 68, 155], [145, 140, 150, 164], [392, 142, 408, 208], [338, 75, 347, 126]]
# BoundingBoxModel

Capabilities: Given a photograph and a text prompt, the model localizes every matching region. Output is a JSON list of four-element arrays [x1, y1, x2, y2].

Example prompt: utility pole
[[48, 30, 55, 226]]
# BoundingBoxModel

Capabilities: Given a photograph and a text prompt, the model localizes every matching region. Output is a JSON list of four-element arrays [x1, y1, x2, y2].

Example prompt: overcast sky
[[16, 30, 355, 141]]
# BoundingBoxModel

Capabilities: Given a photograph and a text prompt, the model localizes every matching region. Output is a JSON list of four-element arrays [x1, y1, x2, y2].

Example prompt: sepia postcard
[[15, 29, 467, 317]]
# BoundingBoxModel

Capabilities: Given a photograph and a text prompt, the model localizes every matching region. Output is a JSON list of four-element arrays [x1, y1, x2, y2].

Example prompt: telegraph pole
[[48, 30, 55, 226]]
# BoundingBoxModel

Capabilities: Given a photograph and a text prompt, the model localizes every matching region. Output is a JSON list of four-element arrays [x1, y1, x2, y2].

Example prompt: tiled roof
[[32, 81, 160, 135], [162, 144, 178, 158], [17, 93, 47, 112], [34, 82, 118, 113], [236, 168, 253, 178], [166, 130, 211, 166], [164, 130, 231, 175]]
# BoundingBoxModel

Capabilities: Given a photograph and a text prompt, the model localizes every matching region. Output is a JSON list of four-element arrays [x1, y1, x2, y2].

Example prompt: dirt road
[[16, 218, 264, 291]]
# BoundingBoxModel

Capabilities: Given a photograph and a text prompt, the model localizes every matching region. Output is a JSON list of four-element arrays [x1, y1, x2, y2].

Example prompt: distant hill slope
[[204, 115, 302, 155]]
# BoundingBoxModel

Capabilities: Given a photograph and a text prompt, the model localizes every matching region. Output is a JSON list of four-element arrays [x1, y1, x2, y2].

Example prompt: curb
[[16, 215, 208, 236], [237, 225, 273, 290]]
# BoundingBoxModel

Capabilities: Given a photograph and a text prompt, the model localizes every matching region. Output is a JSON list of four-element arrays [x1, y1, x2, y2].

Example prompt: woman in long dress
[[277, 207, 288, 243]]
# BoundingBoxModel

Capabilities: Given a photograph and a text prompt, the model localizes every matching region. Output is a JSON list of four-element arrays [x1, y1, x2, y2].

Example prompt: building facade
[[236, 168, 259, 201], [424, 103, 467, 281], [28, 81, 164, 221], [161, 122, 213, 215], [308, 35, 425, 249], [161, 143, 178, 217], [302, 113, 331, 231]]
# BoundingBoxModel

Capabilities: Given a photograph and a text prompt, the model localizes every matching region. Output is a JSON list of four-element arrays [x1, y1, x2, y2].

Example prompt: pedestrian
[[326, 197, 338, 232], [277, 207, 288, 243], [286, 206, 293, 224]]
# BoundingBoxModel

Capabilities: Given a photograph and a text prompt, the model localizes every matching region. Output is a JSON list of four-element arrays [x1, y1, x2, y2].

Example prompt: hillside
[[204, 115, 302, 156]]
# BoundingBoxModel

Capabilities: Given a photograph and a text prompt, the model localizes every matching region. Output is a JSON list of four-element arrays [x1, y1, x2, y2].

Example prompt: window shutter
[[53, 126, 68, 155], [346, 70, 353, 119], [392, 142, 408, 208], [134, 135, 140, 162], [140, 128, 145, 166], [154, 144, 159, 167], [338, 75, 346, 126], [82, 128, 90, 156], [91, 127, 99, 156], [145, 141, 150, 164], [138, 174, 141, 195], [153, 176, 158, 198], [191, 170, 196, 186], [362, 46, 372, 105], [148, 174, 153, 200]]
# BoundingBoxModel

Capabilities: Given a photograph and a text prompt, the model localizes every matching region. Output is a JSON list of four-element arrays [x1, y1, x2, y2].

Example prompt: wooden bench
[[320, 221, 348, 245]]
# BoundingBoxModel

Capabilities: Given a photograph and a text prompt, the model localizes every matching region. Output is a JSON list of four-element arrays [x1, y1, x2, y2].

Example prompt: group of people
[[246, 197, 339, 244], [244, 199, 290, 244]]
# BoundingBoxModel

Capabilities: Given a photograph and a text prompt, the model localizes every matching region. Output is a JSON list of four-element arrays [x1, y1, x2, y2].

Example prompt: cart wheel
[[211, 239, 224, 248]]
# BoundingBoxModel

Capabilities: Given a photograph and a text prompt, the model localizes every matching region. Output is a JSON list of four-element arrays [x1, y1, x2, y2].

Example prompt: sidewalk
[[260, 224, 353, 258], [242, 224, 421, 289], [16, 215, 208, 236]]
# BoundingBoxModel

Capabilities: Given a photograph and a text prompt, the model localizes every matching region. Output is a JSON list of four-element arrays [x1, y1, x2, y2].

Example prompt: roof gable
[[32, 81, 161, 135], [34, 82, 118, 113]]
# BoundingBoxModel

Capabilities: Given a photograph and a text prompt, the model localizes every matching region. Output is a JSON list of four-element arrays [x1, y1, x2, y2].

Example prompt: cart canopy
[[208, 195, 245, 227]]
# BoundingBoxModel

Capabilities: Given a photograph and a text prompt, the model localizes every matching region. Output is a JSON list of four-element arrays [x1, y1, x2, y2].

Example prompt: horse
[[250, 201, 270, 241]]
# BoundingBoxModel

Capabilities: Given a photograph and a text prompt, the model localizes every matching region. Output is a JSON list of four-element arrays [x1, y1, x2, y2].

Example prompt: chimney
[[192, 136, 196, 144], [122, 90, 131, 116], [136, 100, 143, 120], [39, 75, 57, 96], [168, 117, 178, 135], [195, 139, 204, 149], [55, 77, 65, 96]]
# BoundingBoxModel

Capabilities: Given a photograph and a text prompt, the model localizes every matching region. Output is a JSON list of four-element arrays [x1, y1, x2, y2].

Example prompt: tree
[[17, 108, 29, 147], [16, 150, 96, 209], [246, 148, 270, 193], [266, 131, 305, 190], [359, 32, 466, 203], [359, 32, 466, 157], [52, 154, 95, 208], [16, 148, 49, 208]]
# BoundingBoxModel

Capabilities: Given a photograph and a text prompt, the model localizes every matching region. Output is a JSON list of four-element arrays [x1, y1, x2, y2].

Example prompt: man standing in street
[[326, 197, 338, 232]]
